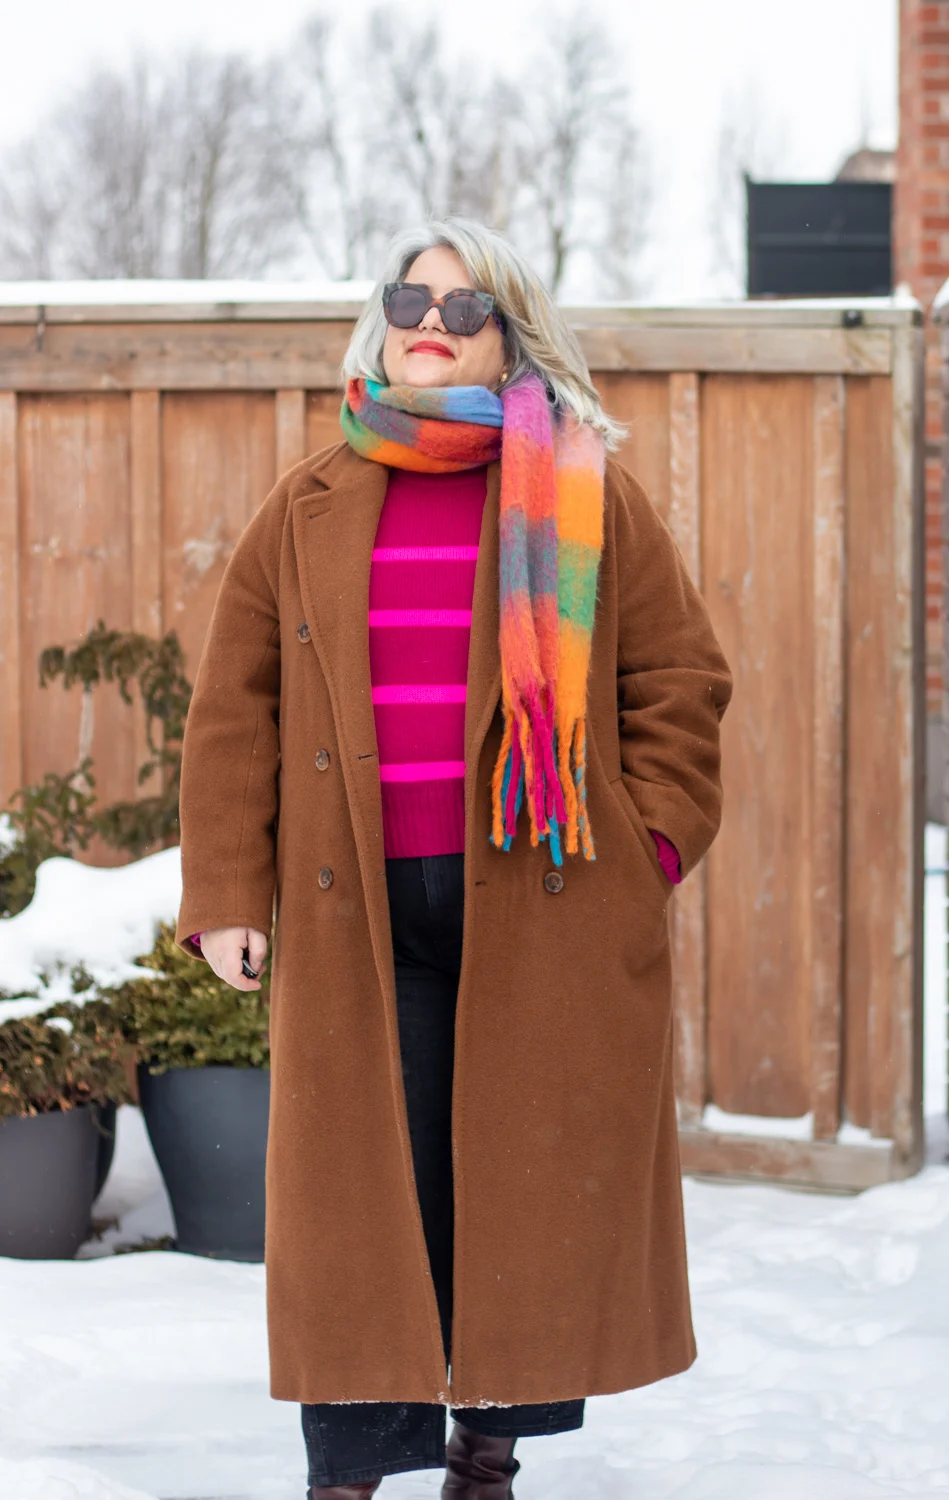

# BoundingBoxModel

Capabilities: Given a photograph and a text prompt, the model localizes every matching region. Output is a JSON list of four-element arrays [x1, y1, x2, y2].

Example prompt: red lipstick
[[409, 340, 454, 358]]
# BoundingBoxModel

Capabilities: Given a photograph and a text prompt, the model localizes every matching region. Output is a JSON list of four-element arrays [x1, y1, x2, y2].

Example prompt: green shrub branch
[[1, 622, 192, 916]]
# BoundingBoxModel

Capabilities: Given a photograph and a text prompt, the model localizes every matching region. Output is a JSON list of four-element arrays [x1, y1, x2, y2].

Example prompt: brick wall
[[896, 0, 949, 817]]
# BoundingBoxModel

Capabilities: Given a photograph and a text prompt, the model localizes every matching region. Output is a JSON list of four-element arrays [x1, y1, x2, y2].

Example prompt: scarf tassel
[[490, 705, 595, 866]]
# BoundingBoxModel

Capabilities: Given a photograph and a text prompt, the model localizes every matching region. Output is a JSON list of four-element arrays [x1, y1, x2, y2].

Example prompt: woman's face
[[381, 245, 507, 391]]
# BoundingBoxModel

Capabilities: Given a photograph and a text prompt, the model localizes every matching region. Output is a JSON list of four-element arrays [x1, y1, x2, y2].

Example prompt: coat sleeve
[[174, 483, 286, 957], [610, 461, 733, 882]]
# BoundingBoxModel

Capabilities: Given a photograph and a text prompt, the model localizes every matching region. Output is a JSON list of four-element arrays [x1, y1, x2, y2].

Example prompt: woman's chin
[[397, 356, 460, 388]]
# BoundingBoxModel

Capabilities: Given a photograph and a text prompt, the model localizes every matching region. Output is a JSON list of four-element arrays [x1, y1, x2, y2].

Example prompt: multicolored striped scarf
[[341, 374, 605, 864]]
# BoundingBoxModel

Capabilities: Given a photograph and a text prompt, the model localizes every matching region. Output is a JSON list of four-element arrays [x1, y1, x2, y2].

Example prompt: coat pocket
[[608, 774, 673, 901]]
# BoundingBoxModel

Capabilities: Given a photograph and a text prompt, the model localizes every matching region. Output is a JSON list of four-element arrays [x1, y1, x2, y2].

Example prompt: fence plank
[[665, 373, 707, 1125], [162, 394, 276, 680], [130, 393, 163, 799], [275, 389, 307, 475], [0, 322, 355, 392], [811, 376, 846, 1140], [17, 395, 137, 865], [0, 393, 21, 805], [307, 391, 348, 455], [594, 373, 670, 516], [678, 1128, 895, 1191], [703, 375, 815, 1118], [889, 325, 926, 1168], [0, 322, 892, 392], [844, 376, 901, 1140], [130, 394, 162, 638], [577, 326, 890, 377], [844, 367, 923, 1150], [668, 373, 701, 569]]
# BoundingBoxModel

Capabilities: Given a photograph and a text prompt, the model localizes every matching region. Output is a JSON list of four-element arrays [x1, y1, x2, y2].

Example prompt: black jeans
[[301, 853, 584, 1487]]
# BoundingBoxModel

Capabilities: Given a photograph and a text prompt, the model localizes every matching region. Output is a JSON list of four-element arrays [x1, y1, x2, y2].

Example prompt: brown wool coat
[[175, 440, 733, 1408]]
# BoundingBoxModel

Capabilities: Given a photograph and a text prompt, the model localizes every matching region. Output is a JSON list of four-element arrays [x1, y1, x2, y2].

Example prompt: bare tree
[[346, 4, 650, 297], [0, 2, 653, 299], [510, 13, 651, 298], [66, 58, 173, 277], [0, 136, 70, 278], [364, 8, 521, 229], [0, 60, 170, 278], [169, 52, 302, 278], [284, 6, 524, 281], [589, 116, 653, 301], [284, 13, 406, 282], [709, 80, 790, 296], [0, 50, 301, 279]]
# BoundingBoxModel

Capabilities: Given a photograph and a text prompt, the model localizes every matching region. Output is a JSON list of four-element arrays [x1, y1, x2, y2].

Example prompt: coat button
[[314, 748, 330, 771], [318, 866, 334, 890], [543, 871, 564, 894], [297, 622, 311, 643]]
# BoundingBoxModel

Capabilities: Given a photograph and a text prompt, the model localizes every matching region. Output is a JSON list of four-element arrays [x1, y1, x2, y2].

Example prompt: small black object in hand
[[241, 949, 259, 979]]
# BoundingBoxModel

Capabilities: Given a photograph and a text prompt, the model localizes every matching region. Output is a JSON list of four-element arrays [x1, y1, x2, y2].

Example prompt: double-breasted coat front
[[175, 439, 733, 1407]]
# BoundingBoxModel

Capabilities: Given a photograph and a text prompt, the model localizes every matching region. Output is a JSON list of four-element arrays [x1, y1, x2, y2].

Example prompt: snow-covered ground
[[0, 831, 947, 1499]]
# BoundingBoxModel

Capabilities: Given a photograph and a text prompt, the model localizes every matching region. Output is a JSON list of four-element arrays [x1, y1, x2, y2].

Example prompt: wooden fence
[[0, 290, 926, 1191]]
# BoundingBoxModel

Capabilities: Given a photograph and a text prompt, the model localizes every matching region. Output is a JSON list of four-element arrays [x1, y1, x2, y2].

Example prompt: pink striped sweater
[[369, 466, 484, 857], [367, 466, 681, 880]]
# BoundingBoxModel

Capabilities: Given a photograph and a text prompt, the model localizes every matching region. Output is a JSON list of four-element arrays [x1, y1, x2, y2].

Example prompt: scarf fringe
[[490, 703, 595, 867]]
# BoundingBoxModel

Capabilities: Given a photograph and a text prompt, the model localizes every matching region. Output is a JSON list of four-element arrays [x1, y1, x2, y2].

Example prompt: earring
[[500, 370, 509, 383]]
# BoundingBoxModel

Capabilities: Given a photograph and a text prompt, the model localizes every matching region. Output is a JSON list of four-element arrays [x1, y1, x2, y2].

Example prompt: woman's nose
[[417, 303, 447, 333]]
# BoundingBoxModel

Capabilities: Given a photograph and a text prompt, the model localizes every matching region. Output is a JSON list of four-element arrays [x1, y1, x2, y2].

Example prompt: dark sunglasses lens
[[386, 286, 429, 328], [443, 294, 489, 336]]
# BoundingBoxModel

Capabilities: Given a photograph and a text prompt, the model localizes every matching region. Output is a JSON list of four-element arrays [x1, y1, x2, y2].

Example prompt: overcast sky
[[0, 0, 897, 299]]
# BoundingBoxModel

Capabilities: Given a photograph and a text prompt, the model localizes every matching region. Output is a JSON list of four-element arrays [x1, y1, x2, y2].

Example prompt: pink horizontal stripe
[[379, 760, 466, 782], [372, 545, 479, 561], [372, 684, 467, 704], [369, 609, 472, 627]]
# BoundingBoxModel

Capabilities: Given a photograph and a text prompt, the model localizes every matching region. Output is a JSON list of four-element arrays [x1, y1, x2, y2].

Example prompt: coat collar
[[292, 446, 502, 935]]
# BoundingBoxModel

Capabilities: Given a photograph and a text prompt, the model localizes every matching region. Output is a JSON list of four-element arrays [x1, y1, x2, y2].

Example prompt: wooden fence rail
[[0, 290, 926, 1190]]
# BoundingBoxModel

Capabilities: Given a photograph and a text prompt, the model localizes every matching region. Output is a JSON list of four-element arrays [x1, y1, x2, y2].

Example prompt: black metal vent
[[746, 179, 892, 296]]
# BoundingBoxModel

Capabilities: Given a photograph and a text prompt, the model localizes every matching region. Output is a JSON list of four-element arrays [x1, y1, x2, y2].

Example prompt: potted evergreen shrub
[[107, 924, 271, 1262], [0, 998, 131, 1258], [0, 622, 271, 1262], [0, 621, 193, 1209]]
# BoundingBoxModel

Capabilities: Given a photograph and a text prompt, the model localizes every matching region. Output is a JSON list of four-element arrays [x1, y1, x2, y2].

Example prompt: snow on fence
[[0, 283, 927, 1191]]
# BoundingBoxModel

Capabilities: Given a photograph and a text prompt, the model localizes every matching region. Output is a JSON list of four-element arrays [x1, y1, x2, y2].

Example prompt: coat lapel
[[292, 447, 502, 964], [292, 452, 390, 970]]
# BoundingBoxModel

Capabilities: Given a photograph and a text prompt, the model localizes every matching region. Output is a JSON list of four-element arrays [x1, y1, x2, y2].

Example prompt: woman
[[176, 217, 732, 1498]]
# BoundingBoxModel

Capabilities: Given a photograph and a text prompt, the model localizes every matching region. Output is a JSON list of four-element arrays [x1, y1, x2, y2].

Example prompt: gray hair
[[340, 217, 626, 450]]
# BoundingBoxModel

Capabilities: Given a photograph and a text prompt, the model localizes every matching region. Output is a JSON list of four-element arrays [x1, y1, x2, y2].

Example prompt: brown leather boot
[[309, 1483, 381, 1499], [442, 1421, 520, 1498]]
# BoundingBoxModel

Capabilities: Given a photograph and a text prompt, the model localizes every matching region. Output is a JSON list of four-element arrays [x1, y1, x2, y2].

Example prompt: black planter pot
[[93, 1100, 118, 1199], [137, 1064, 270, 1261], [0, 1104, 99, 1258]]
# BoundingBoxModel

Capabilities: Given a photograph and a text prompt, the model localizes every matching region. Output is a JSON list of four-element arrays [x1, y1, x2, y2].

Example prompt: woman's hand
[[200, 926, 269, 991]]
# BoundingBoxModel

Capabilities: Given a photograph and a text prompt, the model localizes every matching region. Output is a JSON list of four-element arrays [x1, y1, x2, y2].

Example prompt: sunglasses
[[382, 282, 506, 337]]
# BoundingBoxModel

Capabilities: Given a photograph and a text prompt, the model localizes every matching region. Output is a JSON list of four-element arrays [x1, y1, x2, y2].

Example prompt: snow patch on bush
[[0, 848, 182, 1014]]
